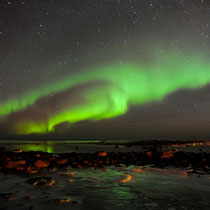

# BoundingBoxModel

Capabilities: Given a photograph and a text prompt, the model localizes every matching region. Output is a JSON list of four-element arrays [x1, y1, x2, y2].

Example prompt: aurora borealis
[[1, 0, 210, 139]]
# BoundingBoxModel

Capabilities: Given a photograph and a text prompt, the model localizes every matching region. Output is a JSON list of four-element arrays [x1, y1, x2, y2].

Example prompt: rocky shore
[[0, 141, 209, 209], [0, 142, 209, 175]]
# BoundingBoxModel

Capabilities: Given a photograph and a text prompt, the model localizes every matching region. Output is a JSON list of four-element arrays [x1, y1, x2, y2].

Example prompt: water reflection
[[23, 141, 54, 153], [0, 140, 142, 154], [0, 141, 54, 153]]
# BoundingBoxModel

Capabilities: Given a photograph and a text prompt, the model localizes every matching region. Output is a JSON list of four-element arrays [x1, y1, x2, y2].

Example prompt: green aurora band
[[0, 51, 210, 134]]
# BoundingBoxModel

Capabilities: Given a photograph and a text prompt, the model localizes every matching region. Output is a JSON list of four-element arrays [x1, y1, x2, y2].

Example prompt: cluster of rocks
[[0, 146, 209, 174]]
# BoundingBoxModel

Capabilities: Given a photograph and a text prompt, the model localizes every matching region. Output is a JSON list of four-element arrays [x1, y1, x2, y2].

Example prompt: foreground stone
[[24, 195, 34, 200], [48, 198, 71, 203], [58, 171, 76, 177], [96, 151, 107, 157], [56, 158, 68, 165], [27, 177, 54, 186], [4, 160, 26, 169], [0, 193, 14, 200], [161, 150, 173, 158], [34, 159, 49, 168]]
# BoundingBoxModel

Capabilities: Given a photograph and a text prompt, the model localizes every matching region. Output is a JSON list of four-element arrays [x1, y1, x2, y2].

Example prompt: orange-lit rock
[[118, 175, 132, 183], [24, 195, 34, 200], [26, 166, 37, 174], [58, 172, 76, 177], [147, 151, 152, 158], [161, 150, 173, 158], [48, 198, 70, 203], [16, 166, 26, 171], [12, 149, 22, 153], [133, 168, 143, 173], [27, 177, 54, 186], [96, 151, 107, 157], [34, 159, 49, 168], [5, 160, 26, 169], [83, 160, 89, 165], [56, 158, 68, 165]]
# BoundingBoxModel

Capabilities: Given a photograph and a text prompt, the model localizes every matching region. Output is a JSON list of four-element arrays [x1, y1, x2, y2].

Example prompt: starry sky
[[1, 0, 210, 140]]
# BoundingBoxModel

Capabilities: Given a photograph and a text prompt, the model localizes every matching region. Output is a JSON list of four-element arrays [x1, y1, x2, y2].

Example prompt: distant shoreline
[[0, 138, 209, 145]]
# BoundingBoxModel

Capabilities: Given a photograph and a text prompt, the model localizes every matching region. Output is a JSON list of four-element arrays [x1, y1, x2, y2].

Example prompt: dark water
[[0, 140, 209, 154], [0, 140, 143, 153]]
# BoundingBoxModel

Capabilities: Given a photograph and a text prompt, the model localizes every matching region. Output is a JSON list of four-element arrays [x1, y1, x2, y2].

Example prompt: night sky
[[1, 0, 210, 140]]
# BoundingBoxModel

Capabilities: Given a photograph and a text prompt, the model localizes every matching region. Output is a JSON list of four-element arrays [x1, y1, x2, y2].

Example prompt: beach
[[0, 140, 209, 210]]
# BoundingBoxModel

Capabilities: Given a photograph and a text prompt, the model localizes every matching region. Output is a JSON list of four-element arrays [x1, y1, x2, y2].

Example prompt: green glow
[[1, 51, 210, 134], [22, 142, 53, 153]]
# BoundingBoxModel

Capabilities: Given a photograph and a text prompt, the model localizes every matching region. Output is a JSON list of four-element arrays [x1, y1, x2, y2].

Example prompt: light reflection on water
[[0, 140, 141, 153]]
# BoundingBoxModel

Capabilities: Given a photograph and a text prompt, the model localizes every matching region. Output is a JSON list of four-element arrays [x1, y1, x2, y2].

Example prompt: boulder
[[147, 151, 152, 158], [27, 177, 54, 186], [48, 198, 70, 203], [56, 158, 68, 165], [26, 166, 37, 174], [96, 151, 107, 157], [34, 159, 49, 168], [161, 150, 173, 158], [4, 160, 26, 169], [0, 193, 14, 200], [12, 149, 22, 153], [58, 171, 76, 177]]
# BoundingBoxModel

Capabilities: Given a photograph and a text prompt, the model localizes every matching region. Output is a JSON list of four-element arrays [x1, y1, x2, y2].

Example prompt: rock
[[16, 166, 26, 171], [27, 177, 54, 186], [34, 159, 49, 168], [26, 166, 37, 174], [115, 164, 126, 167], [118, 175, 132, 183], [12, 149, 22, 153], [83, 160, 89, 165], [133, 168, 143, 173], [24, 195, 34, 200], [96, 151, 107, 157], [0, 193, 14, 200], [146, 151, 152, 158], [161, 150, 173, 158], [56, 158, 68, 165], [75, 146, 80, 151], [186, 168, 194, 173], [4, 160, 26, 169], [35, 141, 40, 145], [115, 145, 120, 148], [58, 171, 76, 176], [48, 198, 70, 203]]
